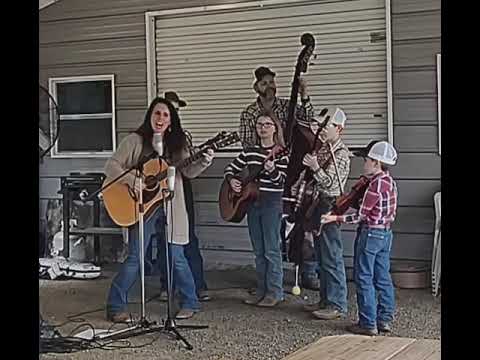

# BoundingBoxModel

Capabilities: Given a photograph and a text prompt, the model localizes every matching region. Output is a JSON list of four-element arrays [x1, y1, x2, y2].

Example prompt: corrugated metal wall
[[153, 0, 388, 147], [39, 0, 440, 266], [390, 0, 441, 261]]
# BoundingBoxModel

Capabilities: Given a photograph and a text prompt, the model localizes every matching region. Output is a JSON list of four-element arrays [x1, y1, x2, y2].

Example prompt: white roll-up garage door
[[152, 0, 388, 149]]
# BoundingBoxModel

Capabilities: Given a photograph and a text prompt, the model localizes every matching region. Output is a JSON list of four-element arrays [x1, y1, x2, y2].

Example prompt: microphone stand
[[83, 153, 207, 350], [87, 155, 154, 340], [160, 187, 208, 350]]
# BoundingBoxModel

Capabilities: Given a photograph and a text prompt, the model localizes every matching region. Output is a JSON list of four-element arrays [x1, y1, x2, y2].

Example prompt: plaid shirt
[[311, 138, 350, 197], [342, 171, 398, 226], [239, 96, 315, 148]]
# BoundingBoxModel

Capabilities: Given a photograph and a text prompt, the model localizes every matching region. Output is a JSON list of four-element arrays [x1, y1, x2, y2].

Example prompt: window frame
[[48, 74, 116, 158]]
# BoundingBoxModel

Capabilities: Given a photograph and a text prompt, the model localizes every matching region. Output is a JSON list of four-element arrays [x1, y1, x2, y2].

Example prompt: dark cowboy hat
[[353, 140, 382, 157], [164, 91, 187, 107]]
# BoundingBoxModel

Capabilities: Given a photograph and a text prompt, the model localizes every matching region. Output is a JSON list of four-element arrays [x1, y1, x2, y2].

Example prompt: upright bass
[[279, 33, 318, 266]]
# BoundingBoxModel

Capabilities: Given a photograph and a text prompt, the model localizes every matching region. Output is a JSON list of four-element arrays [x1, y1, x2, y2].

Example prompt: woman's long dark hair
[[135, 97, 186, 155]]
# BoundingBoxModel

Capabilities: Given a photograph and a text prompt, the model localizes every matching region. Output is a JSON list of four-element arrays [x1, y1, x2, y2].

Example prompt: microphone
[[167, 166, 176, 192], [152, 132, 163, 157]]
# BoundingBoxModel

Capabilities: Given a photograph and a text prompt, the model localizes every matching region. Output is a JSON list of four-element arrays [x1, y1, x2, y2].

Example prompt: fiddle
[[332, 175, 370, 215]]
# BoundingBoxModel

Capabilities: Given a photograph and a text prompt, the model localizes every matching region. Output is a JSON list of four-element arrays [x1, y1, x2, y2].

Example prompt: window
[[49, 75, 116, 158]]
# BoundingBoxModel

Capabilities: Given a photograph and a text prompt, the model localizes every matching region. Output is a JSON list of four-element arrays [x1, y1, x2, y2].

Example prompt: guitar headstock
[[206, 131, 241, 151], [198, 131, 229, 149]]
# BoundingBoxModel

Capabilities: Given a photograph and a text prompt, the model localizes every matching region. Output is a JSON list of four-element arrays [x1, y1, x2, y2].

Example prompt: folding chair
[[432, 192, 441, 296]]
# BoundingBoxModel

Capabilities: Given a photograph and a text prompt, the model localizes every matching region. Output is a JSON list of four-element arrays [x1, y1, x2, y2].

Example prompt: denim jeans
[[247, 192, 284, 300], [314, 222, 348, 313], [157, 230, 207, 293], [300, 260, 319, 280], [106, 208, 199, 314], [354, 225, 395, 329], [156, 178, 207, 294]]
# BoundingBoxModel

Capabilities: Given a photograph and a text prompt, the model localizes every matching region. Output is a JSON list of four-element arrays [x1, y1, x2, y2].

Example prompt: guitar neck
[[153, 148, 207, 183], [175, 147, 208, 170]]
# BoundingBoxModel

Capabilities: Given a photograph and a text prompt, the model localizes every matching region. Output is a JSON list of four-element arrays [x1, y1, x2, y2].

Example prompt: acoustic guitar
[[103, 131, 240, 227], [218, 145, 289, 223]]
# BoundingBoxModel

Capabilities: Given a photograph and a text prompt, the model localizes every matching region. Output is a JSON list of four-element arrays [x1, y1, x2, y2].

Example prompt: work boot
[[312, 307, 346, 320], [303, 300, 327, 312], [377, 322, 392, 333], [347, 324, 378, 336]]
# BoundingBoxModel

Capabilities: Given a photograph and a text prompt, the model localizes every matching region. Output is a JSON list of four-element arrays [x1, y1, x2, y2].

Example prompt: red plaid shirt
[[341, 171, 398, 226]]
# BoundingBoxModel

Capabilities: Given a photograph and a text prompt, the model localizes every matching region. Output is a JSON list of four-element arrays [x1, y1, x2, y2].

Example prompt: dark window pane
[[58, 118, 113, 152], [57, 81, 112, 114]]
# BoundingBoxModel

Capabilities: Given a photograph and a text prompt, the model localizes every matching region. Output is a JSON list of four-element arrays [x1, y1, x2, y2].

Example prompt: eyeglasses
[[256, 122, 275, 129]]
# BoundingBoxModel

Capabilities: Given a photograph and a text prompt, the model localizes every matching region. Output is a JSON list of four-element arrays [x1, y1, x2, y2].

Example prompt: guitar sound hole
[[145, 176, 158, 190]]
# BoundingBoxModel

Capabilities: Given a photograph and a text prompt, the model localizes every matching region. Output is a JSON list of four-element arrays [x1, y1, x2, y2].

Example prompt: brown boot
[[312, 307, 346, 320], [347, 324, 378, 336], [303, 300, 327, 312]]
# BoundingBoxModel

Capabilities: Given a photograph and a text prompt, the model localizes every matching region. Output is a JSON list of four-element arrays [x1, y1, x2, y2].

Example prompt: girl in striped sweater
[[225, 113, 289, 307]]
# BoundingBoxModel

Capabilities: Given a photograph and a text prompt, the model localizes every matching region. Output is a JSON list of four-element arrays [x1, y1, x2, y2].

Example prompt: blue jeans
[[354, 225, 395, 329], [106, 208, 199, 314], [314, 222, 348, 313], [158, 230, 207, 293], [301, 261, 319, 280], [247, 192, 284, 300]]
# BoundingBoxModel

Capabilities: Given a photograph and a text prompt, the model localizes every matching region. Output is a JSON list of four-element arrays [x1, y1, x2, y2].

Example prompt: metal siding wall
[[154, 0, 388, 147], [39, 0, 441, 265], [38, 0, 257, 247], [390, 0, 441, 260]]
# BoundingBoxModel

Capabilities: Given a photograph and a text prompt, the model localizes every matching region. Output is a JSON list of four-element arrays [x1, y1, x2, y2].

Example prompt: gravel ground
[[39, 266, 440, 360]]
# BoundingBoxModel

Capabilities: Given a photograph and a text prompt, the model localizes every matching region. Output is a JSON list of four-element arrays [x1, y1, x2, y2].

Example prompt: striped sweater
[[224, 145, 289, 192]]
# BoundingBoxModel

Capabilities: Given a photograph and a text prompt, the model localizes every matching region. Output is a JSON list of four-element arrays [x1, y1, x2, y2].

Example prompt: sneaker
[[106, 312, 135, 324], [256, 296, 283, 308], [303, 300, 327, 312], [347, 324, 378, 336], [198, 290, 211, 302], [311, 307, 345, 320], [301, 277, 320, 290], [175, 308, 198, 320], [377, 322, 392, 333], [243, 296, 263, 305]]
